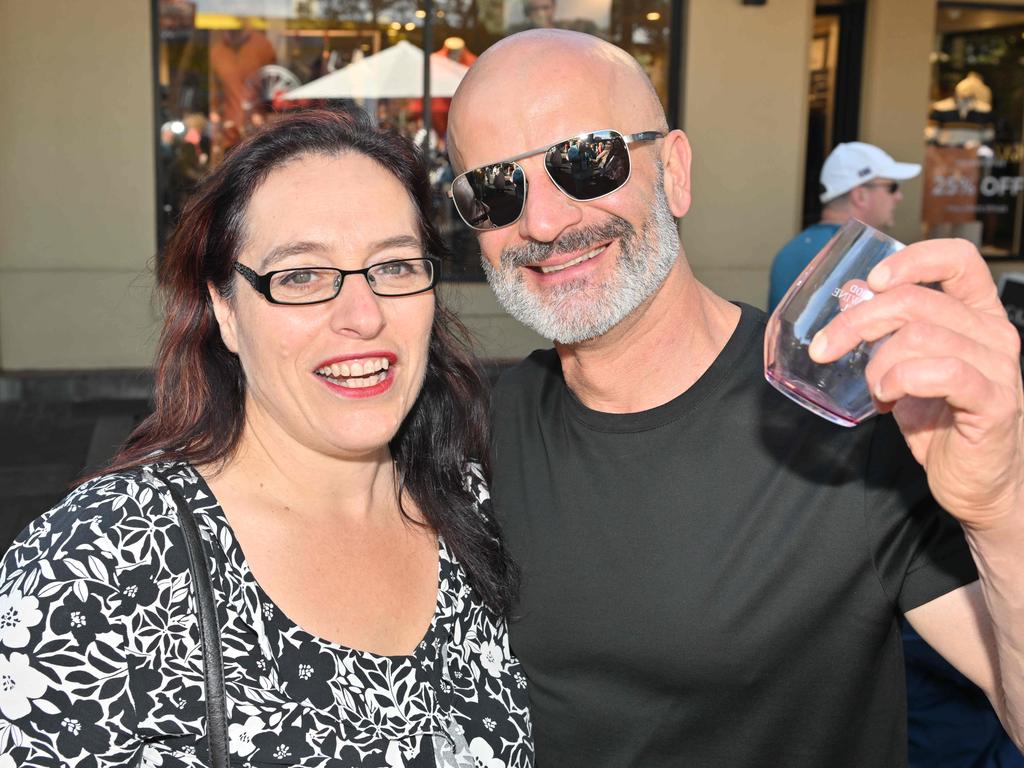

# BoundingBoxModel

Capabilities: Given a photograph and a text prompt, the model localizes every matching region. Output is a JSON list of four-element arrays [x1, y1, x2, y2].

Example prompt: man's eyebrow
[[258, 241, 330, 272]]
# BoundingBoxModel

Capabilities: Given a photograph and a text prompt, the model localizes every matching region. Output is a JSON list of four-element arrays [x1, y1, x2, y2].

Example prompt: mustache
[[500, 216, 635, 268]]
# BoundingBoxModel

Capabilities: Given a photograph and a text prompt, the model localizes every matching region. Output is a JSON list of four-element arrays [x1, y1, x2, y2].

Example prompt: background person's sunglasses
[[862, 180, 900, 194], [449, 129, 664, 231]]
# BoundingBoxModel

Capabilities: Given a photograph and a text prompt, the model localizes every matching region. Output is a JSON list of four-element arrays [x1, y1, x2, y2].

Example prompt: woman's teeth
[[315, 357, 390, 387], [327, 372, 387, 389], [539, 245, 606, 274]]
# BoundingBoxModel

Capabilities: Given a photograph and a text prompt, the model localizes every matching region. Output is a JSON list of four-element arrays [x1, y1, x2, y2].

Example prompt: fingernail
[[869, 264, 891, 289], [809, 331, 827, 360]]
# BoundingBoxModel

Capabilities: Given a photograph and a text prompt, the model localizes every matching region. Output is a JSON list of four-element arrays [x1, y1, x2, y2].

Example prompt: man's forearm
[[966, 506, 1024, 747]]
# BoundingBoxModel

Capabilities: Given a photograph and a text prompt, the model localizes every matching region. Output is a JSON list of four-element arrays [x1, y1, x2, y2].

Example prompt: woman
[[0, 109, 532, 767]]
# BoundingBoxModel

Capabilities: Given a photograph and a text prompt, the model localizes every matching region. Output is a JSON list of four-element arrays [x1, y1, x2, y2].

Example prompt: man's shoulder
[[494, 348, 561, 397]]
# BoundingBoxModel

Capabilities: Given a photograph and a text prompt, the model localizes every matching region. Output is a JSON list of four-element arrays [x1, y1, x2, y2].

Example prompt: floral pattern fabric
[[0, 461, 532, 768]]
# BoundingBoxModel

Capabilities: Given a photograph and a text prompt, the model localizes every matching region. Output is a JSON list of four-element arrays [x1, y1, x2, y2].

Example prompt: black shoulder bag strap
[[151, 468, 231, 768]]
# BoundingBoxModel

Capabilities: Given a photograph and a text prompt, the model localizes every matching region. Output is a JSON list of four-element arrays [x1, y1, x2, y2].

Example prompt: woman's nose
[[328, 274, 385, 337]]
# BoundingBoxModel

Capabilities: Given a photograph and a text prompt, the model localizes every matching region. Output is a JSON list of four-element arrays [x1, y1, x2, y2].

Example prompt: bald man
[[446, 30, 1024, 768]]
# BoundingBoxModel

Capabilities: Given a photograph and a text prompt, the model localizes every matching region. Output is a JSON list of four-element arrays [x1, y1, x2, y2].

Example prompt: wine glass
[[764, 218, 904, 427]]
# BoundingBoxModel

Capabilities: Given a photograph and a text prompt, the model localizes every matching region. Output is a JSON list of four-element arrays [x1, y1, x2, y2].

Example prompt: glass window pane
[[156, 0, 676, 280], [925, 3, 1024, 259]]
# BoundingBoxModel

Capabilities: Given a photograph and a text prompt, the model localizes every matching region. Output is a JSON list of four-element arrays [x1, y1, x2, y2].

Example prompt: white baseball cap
[[819, 142, 921, 203]]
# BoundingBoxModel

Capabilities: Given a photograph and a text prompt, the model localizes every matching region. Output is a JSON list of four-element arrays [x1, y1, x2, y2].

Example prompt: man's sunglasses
[[863, 180, 900, 194], [449, 129, 665, 231]]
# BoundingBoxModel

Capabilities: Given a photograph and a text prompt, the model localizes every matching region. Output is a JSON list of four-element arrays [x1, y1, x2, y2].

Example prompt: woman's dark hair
[[105, 108, 518, 615]]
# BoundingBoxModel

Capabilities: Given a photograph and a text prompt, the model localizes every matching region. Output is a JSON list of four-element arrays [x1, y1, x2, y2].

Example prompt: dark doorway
[[802, 0, 865, 228]]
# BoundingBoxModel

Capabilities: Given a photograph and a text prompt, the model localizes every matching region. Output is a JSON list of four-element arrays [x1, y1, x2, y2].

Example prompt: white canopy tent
[[283, 40, 470, 100]]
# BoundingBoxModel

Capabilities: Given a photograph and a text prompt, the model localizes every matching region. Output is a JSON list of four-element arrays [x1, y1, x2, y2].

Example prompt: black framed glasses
[[233, 257, 439, 305], [449, 129, 665, 231], [863, 180, 900, 194]]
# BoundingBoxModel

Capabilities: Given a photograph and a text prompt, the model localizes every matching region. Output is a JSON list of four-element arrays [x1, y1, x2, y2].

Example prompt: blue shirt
[[903, 620, 1024, 767], [767, 222, 840, 312]]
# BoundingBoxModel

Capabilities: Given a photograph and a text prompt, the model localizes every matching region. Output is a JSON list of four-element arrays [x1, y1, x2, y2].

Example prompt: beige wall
[[444, 283, 548, 362], [860, 0, 936, 246], [680, 0, 814, 311], [0, 0, 158, 370]]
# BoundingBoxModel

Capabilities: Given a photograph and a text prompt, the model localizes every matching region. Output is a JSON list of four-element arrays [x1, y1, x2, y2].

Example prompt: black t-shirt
[[490, 303, 978, 768]]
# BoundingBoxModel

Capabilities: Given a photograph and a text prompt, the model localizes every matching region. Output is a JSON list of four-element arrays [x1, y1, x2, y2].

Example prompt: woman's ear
[[208, 282, 239, 354], [660, 129, 692, 218]]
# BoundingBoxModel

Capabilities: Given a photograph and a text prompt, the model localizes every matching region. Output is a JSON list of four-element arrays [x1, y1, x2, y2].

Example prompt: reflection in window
[[156, 0, 674, 280], [924, 3, 1024, 259]]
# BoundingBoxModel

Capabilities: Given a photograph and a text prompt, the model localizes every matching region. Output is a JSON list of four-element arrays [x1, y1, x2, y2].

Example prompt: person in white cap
[[768, 141, 921, 310]]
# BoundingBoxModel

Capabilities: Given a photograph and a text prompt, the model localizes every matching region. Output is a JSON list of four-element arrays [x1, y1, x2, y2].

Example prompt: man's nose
[[516, 159, 584, 243]]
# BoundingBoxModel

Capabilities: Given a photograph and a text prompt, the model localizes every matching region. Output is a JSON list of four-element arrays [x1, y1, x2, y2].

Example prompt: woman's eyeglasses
[[233, 257, 439, 305], [449, 129, 664, 231]]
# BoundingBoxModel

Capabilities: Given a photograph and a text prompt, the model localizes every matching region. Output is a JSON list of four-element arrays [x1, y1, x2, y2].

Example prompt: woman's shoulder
[[50, 460, 190, 522], [6, 461, 196, 564]]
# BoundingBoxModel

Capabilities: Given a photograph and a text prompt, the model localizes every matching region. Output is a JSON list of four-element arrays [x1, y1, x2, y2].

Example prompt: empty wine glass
[[764, 218, 904, 427]]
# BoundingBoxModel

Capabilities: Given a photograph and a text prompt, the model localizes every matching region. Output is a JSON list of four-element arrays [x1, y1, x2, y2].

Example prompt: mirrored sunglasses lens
[[453, 163, 525, 230], [545, 131, 630, 201]]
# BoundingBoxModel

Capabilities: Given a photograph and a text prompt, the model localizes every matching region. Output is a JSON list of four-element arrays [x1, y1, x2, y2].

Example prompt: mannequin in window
[[209, 23, 276, 157], [922, 72, 995, 246], [926, 72, 995, 149], [506, 0, 598, 34]]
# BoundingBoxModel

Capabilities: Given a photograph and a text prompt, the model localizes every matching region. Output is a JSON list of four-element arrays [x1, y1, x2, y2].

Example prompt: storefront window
[[155, 0, 676, 280], [924, 3, 1024, 259]]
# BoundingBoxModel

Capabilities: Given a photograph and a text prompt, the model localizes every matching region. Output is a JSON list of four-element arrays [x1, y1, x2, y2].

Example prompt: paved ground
[[0, 398, 151, 551]]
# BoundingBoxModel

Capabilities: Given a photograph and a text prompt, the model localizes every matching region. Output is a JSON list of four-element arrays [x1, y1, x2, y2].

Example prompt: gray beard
[[481, 184, 680, 344]]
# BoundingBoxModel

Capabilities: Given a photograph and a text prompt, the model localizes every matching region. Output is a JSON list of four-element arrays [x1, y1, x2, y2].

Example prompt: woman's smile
[[313, 352, 396, 397]]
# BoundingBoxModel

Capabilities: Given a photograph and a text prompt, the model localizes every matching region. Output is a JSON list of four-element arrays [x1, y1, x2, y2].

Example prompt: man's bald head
[[447, 30, 667, 172], [444, 29, 694, 346]]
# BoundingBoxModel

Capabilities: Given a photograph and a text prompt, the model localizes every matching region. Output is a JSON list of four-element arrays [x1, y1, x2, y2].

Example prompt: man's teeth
[[314, 357, 390, 386], [539, 245, 606, 274]]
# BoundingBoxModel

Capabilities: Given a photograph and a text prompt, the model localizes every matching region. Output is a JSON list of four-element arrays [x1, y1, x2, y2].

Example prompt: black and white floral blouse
[[0, 461, 532, 768]]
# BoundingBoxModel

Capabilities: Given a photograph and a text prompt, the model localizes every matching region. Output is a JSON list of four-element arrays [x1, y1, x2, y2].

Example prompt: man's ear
[[660, 129, 692, 218], [848, 185, 868, 211], [207, 282, 240, 355]]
